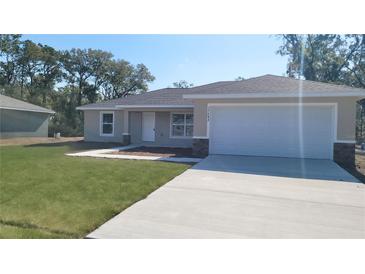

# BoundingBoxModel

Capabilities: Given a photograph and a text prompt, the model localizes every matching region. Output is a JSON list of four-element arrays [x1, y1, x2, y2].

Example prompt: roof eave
[[115, 104, 194, 109], [77, 104, 194, 110], [183, 91, 365, 99], [0, 106, 55, 114], [76, 106, 117, 110]]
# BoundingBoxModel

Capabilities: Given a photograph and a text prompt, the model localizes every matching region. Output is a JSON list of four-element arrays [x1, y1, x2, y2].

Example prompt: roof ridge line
[[190, 80, 235, 90], [265, 74, 365, 91]]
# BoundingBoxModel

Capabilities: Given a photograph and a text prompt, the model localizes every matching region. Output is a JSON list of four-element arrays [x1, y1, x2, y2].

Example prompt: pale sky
[[24, 34, 288, 90]]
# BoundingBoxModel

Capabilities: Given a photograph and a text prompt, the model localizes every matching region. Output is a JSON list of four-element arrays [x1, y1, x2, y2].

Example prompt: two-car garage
[[208, 104, 336, 160]]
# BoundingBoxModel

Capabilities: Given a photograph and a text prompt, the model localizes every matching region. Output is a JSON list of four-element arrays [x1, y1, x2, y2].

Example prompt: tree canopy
[[276, 34, 364, 88], [276, 34, 365, 142], [235, 76, 245, 81], [0, 34, 155, 136], [171, 80, 194, 88]]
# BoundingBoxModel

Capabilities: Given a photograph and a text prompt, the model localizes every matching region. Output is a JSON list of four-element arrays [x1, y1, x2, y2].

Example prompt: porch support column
[[192, 137, 209, 157], [333, 142, 355, 167], [122, 110, 131, 145], [192, 102, 209, 157]]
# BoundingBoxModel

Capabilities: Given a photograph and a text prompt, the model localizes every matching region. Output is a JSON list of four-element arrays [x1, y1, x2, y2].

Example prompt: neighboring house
[[0, 94, 55, 138], [77, 74, 365, 166]]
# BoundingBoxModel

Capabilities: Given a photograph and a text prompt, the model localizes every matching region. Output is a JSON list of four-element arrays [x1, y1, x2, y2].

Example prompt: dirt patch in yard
[[338, 153, 365, 183], [0, 137, 83, 146], [25, 139, 123, 152], [0, 137, 124, 153], [111, 146, 202, 158]]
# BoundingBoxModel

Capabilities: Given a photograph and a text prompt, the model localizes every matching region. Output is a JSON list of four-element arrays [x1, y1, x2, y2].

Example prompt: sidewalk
[[66, 145, 202, 163]]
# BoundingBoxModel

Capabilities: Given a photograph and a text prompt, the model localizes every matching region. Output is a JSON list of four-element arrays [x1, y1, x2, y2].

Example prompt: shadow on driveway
[[192, 155, 359, 183]]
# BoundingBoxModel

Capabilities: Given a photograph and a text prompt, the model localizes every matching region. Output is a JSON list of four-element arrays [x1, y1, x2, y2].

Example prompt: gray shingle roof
[[77, 75, 365, 110], [188, 74, 365, 95], [0, 94, 55, 114], [78, 88, 195, 109]]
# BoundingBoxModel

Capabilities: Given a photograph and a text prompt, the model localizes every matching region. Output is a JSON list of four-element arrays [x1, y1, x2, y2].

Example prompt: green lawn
[[0, 142, 191, 238]]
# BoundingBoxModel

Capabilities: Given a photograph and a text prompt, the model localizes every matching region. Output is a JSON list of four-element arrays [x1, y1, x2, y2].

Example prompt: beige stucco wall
[[83, 97, 359, 145], [193, 103, 208, 137], [192, 97, 360, 141], [84, 110, 124, 143], [84, 108, 193, 147], [129, 111, 192, 147]]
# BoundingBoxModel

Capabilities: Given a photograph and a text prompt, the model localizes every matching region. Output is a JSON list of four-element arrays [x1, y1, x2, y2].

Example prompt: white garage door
[[209, 104, 335, 159]]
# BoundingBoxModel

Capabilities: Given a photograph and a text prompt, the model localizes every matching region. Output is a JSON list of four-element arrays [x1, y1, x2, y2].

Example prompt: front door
[[142, 112, 155, 142]]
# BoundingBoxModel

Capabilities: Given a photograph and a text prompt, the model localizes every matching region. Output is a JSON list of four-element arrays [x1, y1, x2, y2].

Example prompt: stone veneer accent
[[122, 134, 131, 146], [192, 138, 209, 157], [333, 142, 355, 167]]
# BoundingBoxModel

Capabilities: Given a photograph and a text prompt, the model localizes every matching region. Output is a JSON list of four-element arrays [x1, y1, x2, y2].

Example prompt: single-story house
[[77, 75, 365, 166], [0, 94, 55, 138]]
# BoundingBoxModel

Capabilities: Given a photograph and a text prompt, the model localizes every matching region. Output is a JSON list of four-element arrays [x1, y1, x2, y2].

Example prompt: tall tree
[[31, 44, 62, 104], [61, 48, 97, 106], [18, 40, 44, 101], [172, 80, 194, 88], [1, 36, 62, 102], [49, 86, 83, 136], [277, 34, 365, 141], [0, 34, 22, 86], [276, 34, 365, 88], [101, 60, 155, 99], [342, 35, 365, 88], [1, 35, 156, 136]]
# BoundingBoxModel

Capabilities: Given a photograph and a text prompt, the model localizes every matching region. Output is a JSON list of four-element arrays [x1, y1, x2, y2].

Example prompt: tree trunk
[[360, 102, 365, 142], [42, 91, 46, 105], [77, 79, 83, 106], [20, 82, 24, 99]]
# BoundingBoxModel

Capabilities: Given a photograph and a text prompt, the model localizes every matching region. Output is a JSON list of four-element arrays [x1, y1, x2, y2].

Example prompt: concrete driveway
[[88, 155, 365, 238]]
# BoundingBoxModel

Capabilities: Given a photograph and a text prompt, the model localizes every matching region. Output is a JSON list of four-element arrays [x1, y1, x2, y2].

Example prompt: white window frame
[[100, 111, 115, 137], [170, 112, 193, 139]]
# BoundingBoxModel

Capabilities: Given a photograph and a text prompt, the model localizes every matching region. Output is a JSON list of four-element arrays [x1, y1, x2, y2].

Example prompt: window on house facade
[[100, 112, 114, 136], [171, 113, 193, 137]]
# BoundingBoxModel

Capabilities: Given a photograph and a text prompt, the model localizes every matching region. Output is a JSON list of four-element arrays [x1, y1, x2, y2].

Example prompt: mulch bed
[[111, 146, 202, 158]]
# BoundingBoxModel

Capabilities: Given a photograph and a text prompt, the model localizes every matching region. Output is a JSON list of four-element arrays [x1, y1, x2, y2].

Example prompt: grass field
[[0, 142, 191, 238]]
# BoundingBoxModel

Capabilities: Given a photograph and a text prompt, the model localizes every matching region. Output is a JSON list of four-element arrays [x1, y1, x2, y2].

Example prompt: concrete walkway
[[66, 145, 202, 163], [88, 155, 365, 239]]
